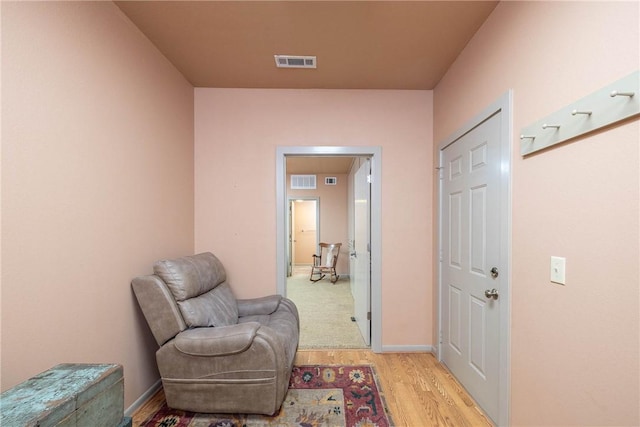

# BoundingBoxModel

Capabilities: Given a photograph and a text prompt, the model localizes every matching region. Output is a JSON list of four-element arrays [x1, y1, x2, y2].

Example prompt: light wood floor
[[131, 349, 494, 427]]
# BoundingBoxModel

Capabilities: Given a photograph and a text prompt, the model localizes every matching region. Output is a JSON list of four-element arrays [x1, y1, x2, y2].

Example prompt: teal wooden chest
[[0, 363, 131, 427]]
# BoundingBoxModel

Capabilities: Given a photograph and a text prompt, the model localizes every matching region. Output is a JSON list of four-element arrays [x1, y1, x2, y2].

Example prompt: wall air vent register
[[290, 175, 316, 189], [274, 55, 317, 69]]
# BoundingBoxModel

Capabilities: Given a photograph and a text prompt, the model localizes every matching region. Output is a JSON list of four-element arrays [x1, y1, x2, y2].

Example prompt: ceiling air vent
[[274, 55, 317, 69], [291, 175, 316, 189]]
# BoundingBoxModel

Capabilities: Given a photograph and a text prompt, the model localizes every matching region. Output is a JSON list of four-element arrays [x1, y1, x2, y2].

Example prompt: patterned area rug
[[141, 365, 392, 427]]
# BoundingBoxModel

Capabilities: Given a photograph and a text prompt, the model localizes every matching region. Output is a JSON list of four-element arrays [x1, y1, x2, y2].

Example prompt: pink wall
[[1, 2, 194, 408], [195, 89, 433, 347], [288, 173, 349, 274], [434, 2, 639, 425], [6, 2, 635, 421]]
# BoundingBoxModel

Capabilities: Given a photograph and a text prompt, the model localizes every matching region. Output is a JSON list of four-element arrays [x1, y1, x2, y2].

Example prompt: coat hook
[[542, 123, 561, 130], [520, 134, 536, 140], [610, 90, 635, 98], [571, 109, 592, 116]]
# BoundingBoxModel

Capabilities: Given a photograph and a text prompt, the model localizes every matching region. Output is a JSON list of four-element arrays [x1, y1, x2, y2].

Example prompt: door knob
[[490, 267, 499, 278], [484, 288, 499, 300]]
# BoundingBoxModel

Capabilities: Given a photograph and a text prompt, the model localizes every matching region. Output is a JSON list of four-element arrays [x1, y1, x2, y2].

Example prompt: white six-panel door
[[441, 111, 503, 423]]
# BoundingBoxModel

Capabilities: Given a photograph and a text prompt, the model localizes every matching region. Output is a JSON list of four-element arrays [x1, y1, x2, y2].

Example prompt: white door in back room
[[292, 199, 318, 266]]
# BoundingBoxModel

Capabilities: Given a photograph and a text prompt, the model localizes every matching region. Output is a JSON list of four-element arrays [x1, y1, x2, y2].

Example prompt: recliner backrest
[[154, 252, 226, 301], [154, 252, 239, 329], [132, 252, 239, 347]]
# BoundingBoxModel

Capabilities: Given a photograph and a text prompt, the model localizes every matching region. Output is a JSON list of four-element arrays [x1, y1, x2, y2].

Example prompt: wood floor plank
[[131, 387, 166, 426], [131, 349, 494, 427]]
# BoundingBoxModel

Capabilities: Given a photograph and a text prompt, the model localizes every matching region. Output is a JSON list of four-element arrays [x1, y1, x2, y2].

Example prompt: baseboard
[[125, 378, 162, 417], [381, 344, 435, 353]]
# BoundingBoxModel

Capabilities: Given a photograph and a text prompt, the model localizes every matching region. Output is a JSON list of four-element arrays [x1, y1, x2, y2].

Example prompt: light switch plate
[[550, 256, 566, 285]]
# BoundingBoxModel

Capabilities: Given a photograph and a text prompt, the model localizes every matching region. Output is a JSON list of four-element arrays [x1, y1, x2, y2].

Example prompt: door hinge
[[367, 311, 371, 321], [367, 174, 372, 184]]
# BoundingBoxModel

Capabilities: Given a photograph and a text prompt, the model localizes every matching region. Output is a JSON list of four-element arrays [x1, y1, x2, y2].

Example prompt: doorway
[[276, 146, 382, 352], [288, 198, 319, 275], [284, 156, 369, 349], [438, 92, 511, 425]]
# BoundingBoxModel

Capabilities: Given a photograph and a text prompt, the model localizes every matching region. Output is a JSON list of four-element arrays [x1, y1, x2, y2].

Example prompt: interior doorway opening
[[276, 146, 382, 352], [285, 156, 368, 349], [288, 198, 319, 277]]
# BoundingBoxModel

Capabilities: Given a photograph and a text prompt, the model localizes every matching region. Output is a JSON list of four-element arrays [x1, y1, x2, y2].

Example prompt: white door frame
[[276, 146, 382, 353], [437, 91, 512, 426]]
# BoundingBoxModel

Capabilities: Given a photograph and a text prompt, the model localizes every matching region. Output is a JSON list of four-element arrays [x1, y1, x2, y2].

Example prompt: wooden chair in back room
[[310, 242, 341, 284]]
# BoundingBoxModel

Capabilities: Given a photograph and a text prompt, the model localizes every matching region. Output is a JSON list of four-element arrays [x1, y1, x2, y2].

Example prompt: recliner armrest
[[237, 295, 282, 316], [173, 322, 260, 357]]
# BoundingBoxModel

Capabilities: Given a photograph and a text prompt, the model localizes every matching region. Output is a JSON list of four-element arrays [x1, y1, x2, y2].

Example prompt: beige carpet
[[286, 269, 367, 349]]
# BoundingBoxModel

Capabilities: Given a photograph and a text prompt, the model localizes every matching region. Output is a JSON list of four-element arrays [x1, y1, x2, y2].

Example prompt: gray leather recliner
[[131, 252, 299, 415]]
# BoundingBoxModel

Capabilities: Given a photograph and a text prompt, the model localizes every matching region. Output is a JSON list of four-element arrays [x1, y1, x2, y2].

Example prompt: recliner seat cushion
[[154, 253, 238, 327]]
